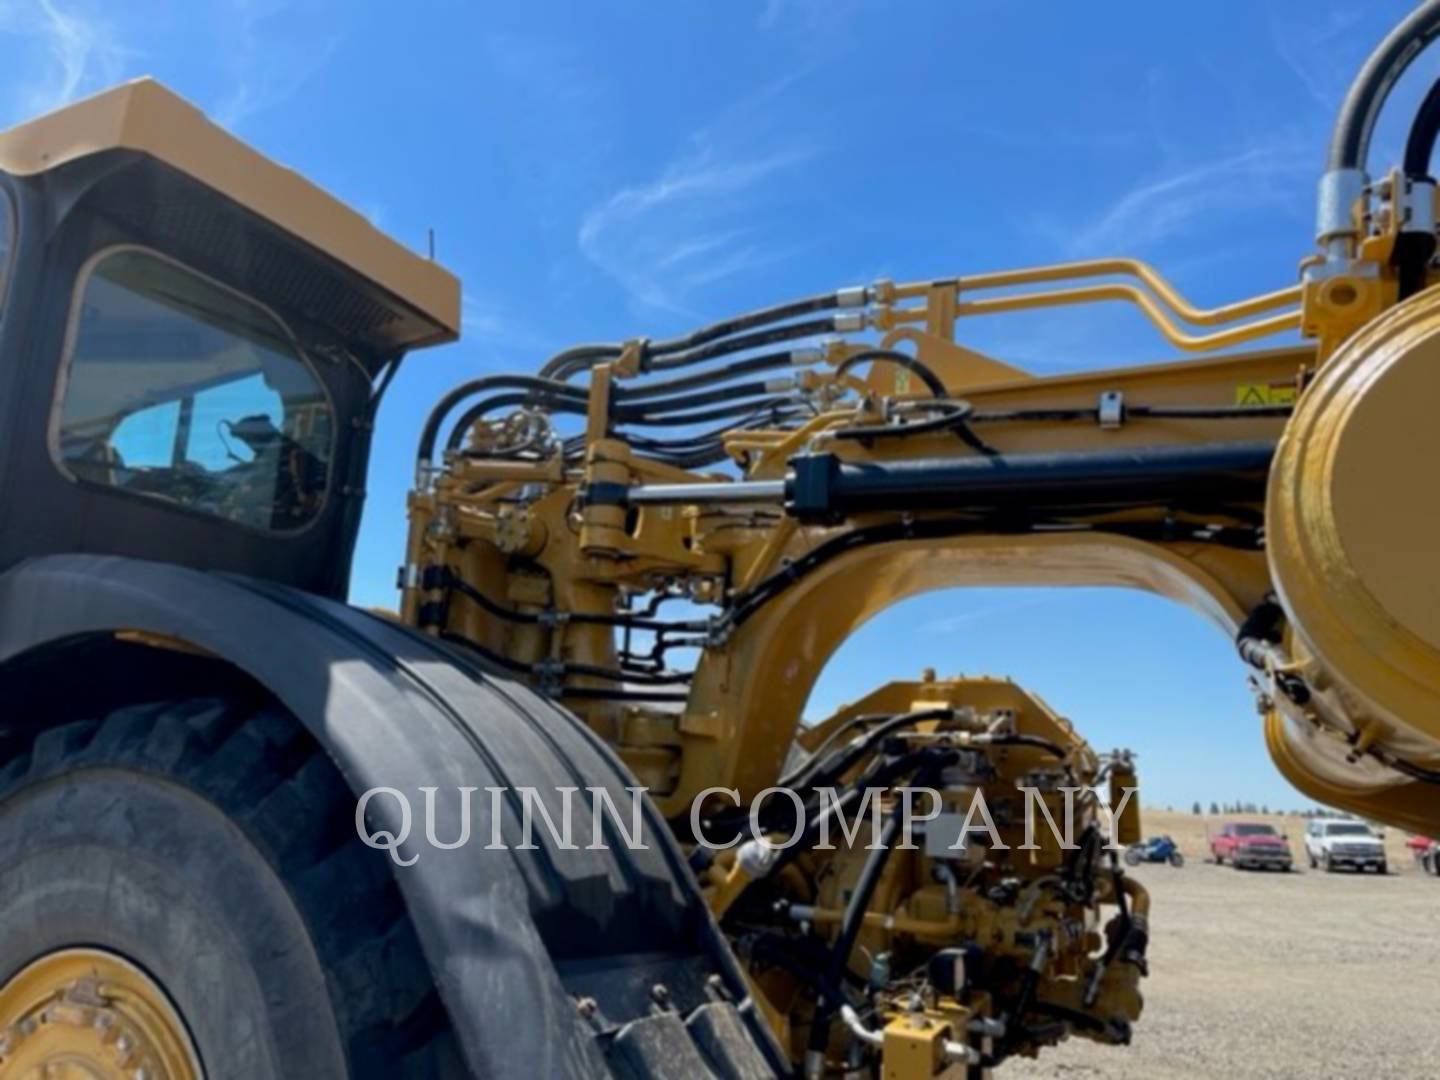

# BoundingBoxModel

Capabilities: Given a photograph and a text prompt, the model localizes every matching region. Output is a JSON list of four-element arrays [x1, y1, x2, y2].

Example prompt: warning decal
[[1234, 382, 1297, 407]]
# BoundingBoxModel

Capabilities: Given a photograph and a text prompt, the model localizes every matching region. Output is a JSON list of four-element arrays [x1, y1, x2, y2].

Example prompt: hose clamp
[[1315, 168, 1367, 263], [1402, 176, 1436, 235]]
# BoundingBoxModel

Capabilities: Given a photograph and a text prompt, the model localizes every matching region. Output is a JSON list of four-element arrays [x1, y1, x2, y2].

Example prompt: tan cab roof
[[0, 78, 460, 345]]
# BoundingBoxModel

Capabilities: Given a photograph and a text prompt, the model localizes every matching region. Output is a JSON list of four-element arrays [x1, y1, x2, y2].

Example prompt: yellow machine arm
[[403, 239, 1437, 834], [402, 5, 1440, 1073]]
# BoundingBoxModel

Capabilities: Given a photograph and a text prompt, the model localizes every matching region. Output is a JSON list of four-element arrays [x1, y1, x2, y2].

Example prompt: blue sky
[[4, 0, 1433, 809]]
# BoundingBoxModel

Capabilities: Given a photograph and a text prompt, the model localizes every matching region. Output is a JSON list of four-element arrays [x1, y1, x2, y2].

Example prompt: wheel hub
[[0, 948, 202, 1079]]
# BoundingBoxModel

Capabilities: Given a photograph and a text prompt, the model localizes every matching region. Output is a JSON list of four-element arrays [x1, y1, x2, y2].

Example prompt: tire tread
[[0, 697, 457, 1078]]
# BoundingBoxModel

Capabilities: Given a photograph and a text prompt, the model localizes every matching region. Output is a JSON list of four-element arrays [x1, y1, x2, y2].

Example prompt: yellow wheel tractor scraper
[[3, 4, 1440, 1078]]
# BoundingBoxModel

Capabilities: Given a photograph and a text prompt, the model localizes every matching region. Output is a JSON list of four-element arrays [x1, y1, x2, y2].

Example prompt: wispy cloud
[[0, 0, 338, 132], [1263, 2, 1363, 114], [951, 118, 1133, 153], [212, 0, 340, 130], [0, 0, 127, 119], [460, 289, 556, 357], [1056, 142, 1311, 258], [757, 0, 786, 28], [756, 0, 861, 37], [578, 143, 811, 315], [919, 595, 1056, 636], [577, 68, 822, 316]]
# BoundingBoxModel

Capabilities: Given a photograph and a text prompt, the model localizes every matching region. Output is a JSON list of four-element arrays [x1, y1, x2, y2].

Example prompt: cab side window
[[54, 249, 333, 531]]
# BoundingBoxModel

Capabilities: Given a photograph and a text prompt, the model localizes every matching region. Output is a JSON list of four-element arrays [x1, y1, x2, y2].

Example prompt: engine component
[[698, 675, 1147, 1074], [9, 5, 1440, 1078]]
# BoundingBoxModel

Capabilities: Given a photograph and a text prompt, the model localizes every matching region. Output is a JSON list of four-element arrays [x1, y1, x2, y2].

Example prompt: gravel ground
[[1004, 859, 1440, 1079]]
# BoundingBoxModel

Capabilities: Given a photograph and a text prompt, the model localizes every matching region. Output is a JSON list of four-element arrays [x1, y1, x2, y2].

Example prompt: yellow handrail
[[888, 257, 1301, 328], [883, 281, 1301, 353]]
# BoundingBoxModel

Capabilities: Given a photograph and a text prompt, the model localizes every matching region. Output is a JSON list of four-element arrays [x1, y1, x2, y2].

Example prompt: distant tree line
[[1188, 801, 1347, 817], [1196, 801, 1273, 814]]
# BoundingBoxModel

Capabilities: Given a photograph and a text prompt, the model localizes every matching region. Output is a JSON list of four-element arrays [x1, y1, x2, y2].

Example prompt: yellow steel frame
[[404, 246, 1440, 840]]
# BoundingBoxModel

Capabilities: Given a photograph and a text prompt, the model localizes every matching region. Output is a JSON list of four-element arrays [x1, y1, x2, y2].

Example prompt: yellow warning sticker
[[1234, 382, 1297, 407]]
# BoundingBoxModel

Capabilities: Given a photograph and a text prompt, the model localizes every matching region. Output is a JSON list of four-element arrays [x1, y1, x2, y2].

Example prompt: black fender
[[0, 554, 784, 1078]]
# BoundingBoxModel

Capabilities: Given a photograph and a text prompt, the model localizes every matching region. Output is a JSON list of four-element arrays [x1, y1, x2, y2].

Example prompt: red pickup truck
[[1210, 821, 1294, 871], [1406, 835, 1439, 876]]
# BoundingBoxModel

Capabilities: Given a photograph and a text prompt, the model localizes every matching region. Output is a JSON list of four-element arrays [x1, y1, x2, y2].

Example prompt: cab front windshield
[[56, 250, 333, 531], [1325, 823, 1374, 837], [1235, 824, 1277, 837]]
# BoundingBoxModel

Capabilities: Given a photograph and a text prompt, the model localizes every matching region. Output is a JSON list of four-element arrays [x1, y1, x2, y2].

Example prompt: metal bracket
[[1098, 391, 1124, 430]]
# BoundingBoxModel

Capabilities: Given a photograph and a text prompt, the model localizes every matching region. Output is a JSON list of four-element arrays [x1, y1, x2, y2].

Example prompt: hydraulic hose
[[1235, 598, 1285, 669], [445, 392, 585, 456], [561, 661, 693, 686], [704, 744, 948, 858], [777, 715, 1064, 799], [437, 367, 802, 460], [834, 349, 948, 398], [730, 712, 956, 840], [1328, 0, 1440, 172], [832, 401, 974, 442], [986, 733, 1069, 759], [1235, 598, 1312, 707], [610, 399, 798, 428], [540, 292, 856, 382], [439, 569, 708, 632], [806, 799, 905, 1055], [775, 714, 890, 790], [807, 754, 954, 1063], [1404, 77, 1440, 177], [1114, 875, 1151, 965], [418, 374, 588, 467], [560, 687, 690, 704], [648, 292, 847, 356], [616, 350, 809, 401], [1395, 77, 1440, 297], [790, 708, 958, 795], [647, 317, 840, 373], [613, 379, 792, 421], [1319, 1, 1440, 255], [832, 400, 999, 455], [625, 406, 803, 444], [1379, 753, 1440, 785], [538, 343, 625, 382], [438, 631, 692, 687], [998, 935, 1050, 1060]]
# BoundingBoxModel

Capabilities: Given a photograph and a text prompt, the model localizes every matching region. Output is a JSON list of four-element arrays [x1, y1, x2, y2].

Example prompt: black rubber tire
[[0, 698, 460, 1080]]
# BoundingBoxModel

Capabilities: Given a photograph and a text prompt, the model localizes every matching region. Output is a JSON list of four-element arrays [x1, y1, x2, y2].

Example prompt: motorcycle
[[1124, 835, 1185, 867]]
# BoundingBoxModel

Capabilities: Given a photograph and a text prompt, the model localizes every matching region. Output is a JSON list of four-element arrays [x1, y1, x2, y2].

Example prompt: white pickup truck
[[1304, 819, 1387, 873]]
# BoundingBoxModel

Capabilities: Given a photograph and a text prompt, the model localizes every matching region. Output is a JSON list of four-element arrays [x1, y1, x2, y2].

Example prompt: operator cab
[[0, 79, 459, 598], [56, 248, 334, 534]]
